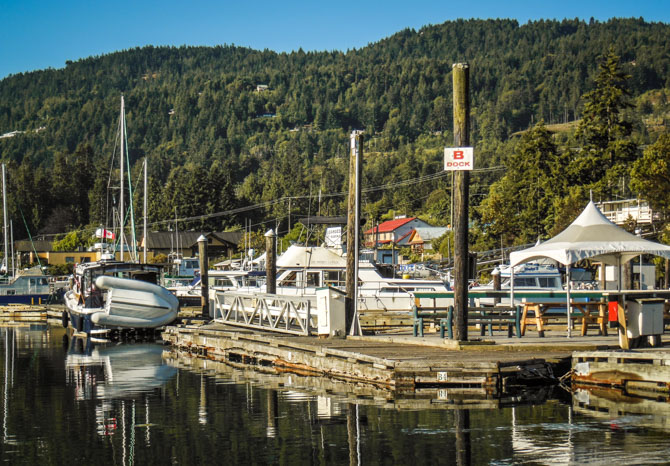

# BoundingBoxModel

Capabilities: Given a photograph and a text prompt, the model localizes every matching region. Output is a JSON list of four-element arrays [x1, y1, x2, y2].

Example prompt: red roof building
[[364, 217, 433, 247]]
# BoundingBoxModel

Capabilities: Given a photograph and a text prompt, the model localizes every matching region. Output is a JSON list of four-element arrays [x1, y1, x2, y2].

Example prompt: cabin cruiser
[[64, 256, 179, 333], [471, 262, 590, 305], [0, 267, 51, 305]]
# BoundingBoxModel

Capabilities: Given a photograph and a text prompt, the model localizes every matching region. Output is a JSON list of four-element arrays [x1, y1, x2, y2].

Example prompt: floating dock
[[161, 322, 621, 395], [572, 349, 670, 395]]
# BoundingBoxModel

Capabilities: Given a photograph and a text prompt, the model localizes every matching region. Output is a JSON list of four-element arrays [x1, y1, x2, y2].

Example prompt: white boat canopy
[[509, 201, 670, 267]]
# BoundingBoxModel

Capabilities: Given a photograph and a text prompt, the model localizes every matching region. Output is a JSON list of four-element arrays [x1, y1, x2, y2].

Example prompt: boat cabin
[[72, 260, 162, 306]]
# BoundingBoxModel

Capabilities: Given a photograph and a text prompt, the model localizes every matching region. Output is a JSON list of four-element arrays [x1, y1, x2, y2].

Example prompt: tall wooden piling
[[265, 229, 277, 295], [345, 131, 364, 335], [452, 63, 470, 341], [492, 268, 501, 305], [197, 235, 209, 317]]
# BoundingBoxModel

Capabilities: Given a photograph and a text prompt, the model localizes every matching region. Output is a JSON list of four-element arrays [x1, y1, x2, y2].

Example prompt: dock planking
[[161, 322, 591, 393], [573, 349, 670, 395], [163, 347, 557, 409]]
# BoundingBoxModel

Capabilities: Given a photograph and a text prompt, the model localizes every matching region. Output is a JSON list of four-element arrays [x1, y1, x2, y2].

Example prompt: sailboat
[[63, 96, 178, 333], [0, 164, 51, 304]]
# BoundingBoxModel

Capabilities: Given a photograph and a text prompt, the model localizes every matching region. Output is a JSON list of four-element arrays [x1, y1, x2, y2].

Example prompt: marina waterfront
[[2, 324, 670, 464]]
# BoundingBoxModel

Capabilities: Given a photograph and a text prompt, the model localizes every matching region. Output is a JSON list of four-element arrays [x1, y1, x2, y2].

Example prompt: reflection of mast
[[3, 329, 9, 443], [266, 389, 278, 438], [144, 397, 151, 445], [199, 374, 207, 425]]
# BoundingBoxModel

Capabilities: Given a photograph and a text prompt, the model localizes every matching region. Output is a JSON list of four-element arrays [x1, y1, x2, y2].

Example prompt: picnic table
[[521, 301, 607, 337]]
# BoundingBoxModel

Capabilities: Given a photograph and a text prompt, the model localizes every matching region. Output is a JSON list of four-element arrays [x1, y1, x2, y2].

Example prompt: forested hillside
[[0, 18, 668, 253]]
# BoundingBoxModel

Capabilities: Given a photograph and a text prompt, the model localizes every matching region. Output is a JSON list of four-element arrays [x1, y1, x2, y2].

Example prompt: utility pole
[[452, 63, 471, 341], [345, 130, 363, 336]]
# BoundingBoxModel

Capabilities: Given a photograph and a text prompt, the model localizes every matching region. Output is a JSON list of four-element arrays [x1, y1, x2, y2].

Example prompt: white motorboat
[[64, 258, 179, 332]]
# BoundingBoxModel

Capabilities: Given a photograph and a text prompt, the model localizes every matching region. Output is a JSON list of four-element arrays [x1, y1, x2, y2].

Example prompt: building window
[[65, 257, 75, 263]]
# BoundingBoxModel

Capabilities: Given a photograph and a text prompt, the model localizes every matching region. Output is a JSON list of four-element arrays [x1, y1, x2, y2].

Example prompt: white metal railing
[[213, 291, 317, 335]]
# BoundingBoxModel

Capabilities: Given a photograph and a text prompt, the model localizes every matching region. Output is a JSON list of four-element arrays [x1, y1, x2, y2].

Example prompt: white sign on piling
[[444, 147, 474, 171]]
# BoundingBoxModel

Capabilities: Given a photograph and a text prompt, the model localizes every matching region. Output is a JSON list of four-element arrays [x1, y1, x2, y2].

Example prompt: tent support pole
[[510, 267, 515, 309], [566, 263, 572, 338]]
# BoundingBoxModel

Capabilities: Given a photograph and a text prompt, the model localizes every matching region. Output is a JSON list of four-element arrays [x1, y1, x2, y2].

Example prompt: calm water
[[1, 325, 670, 465]]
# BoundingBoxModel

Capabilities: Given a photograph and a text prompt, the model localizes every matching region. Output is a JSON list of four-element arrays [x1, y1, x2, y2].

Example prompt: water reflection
[[2, 326, 670, 464], [63, 334, 178, 464], [65, 336, 177, 400], [573, 385, 670, 431]]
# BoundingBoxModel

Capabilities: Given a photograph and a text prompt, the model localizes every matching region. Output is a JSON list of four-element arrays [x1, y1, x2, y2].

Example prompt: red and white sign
[[444, 147, 474, 171]]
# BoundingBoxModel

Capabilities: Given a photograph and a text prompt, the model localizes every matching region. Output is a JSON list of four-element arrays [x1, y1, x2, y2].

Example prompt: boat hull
[[0, 294, 51, 305], [65, 276, 179, 331]]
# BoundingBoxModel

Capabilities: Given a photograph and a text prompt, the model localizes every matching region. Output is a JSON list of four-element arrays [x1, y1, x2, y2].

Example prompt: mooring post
[[345, 130, 364, 336], [452, 63, 470, 341], [265, 229, 277, 294], [492, 267, 501, 305], [197, 235, 209, 318]]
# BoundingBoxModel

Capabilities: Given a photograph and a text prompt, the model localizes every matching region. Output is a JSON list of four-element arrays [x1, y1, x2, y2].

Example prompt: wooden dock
[[163, 344, 557, 409], [0, 304, 52, 322], [572, 349, 670, 395], [161, 322, 622, 395]]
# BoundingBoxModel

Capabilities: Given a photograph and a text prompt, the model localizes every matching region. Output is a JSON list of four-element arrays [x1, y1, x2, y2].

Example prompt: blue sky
[[1, 0, 668, 79]]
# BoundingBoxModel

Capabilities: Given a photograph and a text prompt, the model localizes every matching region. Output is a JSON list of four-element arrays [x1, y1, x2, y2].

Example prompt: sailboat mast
[[143, 158, 147, 264], [119, 96, 126, 261], [9, 220, 14, 277], [1, 165, 7, 274]]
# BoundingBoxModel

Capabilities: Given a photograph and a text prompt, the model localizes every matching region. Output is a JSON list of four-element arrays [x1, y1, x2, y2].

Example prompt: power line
[[44, 165, 505, 239]]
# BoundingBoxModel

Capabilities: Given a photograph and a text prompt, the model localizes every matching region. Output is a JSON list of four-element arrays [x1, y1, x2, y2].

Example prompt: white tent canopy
[[510, 201, 670, 267]]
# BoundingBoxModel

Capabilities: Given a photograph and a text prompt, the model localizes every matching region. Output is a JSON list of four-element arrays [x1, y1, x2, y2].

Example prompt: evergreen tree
[[572, 47, 637, 196], [630, 134, 670, 215], [478, 121, 561, 248]]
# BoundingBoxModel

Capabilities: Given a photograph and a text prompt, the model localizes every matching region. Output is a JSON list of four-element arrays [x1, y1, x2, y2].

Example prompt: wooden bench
[[412, 305, 521, 339]]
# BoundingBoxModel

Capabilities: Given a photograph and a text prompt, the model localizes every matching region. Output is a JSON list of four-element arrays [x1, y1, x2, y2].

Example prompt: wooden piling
[[265, 229, 277, 295], [492, 270, 501, 306], [346, 131, 363, 334], [452, 63, 470, 341], [197, 235, 209, 317]]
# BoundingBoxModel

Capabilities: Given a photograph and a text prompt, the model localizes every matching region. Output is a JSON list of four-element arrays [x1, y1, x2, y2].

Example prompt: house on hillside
[[596, 198, 662, 226], [407, 227, 449, 254], [364, 217, 433, 248]]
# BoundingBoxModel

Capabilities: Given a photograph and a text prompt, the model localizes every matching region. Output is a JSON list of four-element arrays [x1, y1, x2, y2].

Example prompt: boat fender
[[61, 310, 69, 329]]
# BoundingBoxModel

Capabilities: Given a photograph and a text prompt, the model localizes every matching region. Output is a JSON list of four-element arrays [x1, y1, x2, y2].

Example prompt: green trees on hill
[[0, 18, 668, 250]]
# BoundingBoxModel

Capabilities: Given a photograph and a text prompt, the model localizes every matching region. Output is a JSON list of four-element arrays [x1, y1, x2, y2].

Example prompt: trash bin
[[626, 298, 664, 347]]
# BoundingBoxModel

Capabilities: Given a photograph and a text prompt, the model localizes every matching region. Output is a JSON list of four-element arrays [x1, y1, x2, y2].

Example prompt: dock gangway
[[212, 291, 318, 336]]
